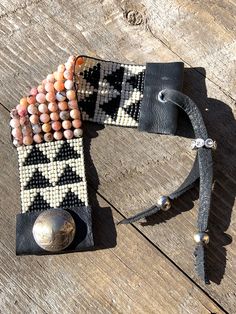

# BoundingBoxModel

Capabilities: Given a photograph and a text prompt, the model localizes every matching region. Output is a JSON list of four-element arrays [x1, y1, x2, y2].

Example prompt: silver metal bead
[[195, 138, 205, 148], [32, 209, 76, 252], [205, 138, 217, 149], [157, 196, 171, 211], [193, 232, 209, 244], [191, 140, 197, 150], [191, 138, 205, 150]]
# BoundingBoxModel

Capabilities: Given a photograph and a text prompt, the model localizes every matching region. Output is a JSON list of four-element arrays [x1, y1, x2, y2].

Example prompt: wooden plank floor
[[0, 0, 235, 313]]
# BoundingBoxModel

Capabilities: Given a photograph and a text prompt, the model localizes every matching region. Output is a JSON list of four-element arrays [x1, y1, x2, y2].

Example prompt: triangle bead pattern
[[17, 138, 88, 213], [75, 57, 145, 127]]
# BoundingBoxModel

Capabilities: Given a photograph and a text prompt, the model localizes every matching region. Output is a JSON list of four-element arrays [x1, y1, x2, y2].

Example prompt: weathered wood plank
[[0, 107, 223, 314], [0, 0, 235, 312]]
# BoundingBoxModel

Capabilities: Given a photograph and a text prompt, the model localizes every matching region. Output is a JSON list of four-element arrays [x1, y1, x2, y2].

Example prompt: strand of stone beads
[[10, 55, 83, 146], [10, 97, 34, 147]]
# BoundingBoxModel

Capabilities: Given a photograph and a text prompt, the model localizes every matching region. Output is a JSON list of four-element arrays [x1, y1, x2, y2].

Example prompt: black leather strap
[[120, 89, 213, 283]]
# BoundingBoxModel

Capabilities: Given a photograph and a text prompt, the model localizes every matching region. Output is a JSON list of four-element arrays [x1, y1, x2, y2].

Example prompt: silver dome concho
[[32, 209, 76, 252]]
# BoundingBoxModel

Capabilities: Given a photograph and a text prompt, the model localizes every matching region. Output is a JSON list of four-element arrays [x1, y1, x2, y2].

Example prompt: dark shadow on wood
[[140, 68, 235, 284], [83, 123, 117, 250]]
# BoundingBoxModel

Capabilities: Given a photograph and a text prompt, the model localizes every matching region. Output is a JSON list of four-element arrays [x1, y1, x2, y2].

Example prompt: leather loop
[[138, 62, 184, 134]]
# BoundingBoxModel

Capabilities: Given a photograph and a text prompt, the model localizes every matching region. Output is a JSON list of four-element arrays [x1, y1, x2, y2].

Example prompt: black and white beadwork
[[17, 138, 88, 213], [75, 57, 145, 127], [15, 57, 146, 215]]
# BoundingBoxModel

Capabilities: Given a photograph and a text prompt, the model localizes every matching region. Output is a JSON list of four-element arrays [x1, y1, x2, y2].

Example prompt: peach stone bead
[[45, 82, 55, 93], [54, 81, 65, 92], [44, 133, 53, 142], [58, 101, 68, 111], [38, 104, 48, 113], [33, 134, 43, 143], [46, 92, 56, 102], [27, 95, 36, 105], [47, 74, 55, 83], [48, 102, 58, 112], [62, 120, 72, 130], [42, 123, 52, 133], [20, 97, 28, 106], [12, 128, 23, 140], [54, 131, 63, 140], [36, 93, 46, 104], [28, 104, 38, 115], [58, 64, 65, 72], [30, 87, 38, 96], [72, 119, 82, 129], [37, 85, 46, 93], [23, 136, 33, 145], [30, 114, 39, 124], [50, 112, 59, 121], [64, 80, 74, 90], [64, 129, 73, 140], [22, 125, 32, 136], [18, 107, 27, 117], [70, 109, 80, 119], [68, 100, 78, 109], [54, 71, 64, 81], [52, 121, 62, 131], [20, 116, 29, 126], [76, 57, 84, 65], [66, 90, 76, 100], [64, 70, 73, 80], [10, 118, 20, 128], [40, 113, 50, 123], [65, 62, 73, 71]]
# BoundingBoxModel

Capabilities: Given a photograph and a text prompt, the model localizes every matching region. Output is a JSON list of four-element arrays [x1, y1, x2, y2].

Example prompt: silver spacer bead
[[193, 232, 209, 244], [191, 138, 217, 150], [205, 138, 217, 149], [191, 138, 205, 149], [157, 196, 171, 211]]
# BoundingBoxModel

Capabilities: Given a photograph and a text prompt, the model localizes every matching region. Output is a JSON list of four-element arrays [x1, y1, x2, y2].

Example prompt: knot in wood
[[126, 10, 143, 25]]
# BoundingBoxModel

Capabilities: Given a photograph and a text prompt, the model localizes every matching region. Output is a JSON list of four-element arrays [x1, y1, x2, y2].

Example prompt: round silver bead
[[193, 232, 209, 244], [32, 209, 76, 252], [157, 196, 171, 211], [195, 138, 205, 148], [191, 140, 196, 150], [205, 138, 217, 149]]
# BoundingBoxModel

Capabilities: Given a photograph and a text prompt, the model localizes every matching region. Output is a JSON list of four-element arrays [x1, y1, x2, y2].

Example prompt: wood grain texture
[[0, 0, 235, 313]]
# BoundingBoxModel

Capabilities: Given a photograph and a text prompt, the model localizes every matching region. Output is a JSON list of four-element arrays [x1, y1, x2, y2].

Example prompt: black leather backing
[[138, 62, 184, 134], [16, 206, 94, 255]]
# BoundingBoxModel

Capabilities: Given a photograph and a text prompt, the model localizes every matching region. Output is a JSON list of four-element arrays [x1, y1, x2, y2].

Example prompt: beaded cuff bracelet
[[9, 55, 214, 284]]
